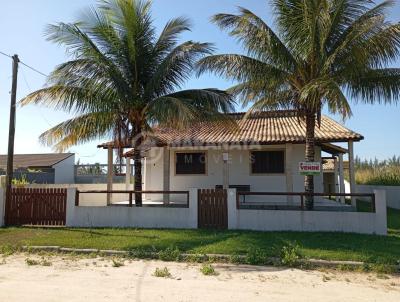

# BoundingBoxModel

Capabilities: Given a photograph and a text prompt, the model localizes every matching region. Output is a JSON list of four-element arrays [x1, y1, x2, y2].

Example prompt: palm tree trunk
[[133, 126, 143, 207], [304, 111, 316, 210], [133, 148, 142, 206]]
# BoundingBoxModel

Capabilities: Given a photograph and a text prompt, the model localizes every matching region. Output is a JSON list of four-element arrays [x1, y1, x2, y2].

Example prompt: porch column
[[107, 146, 113, 206], [338, 153, 345, 204], [125, 157, 131, 191], [333, 156, 339, 202], [348, 140, 356, 206], [285, 143, 294, 204], [222, 151, 229, 189], [163, 147, 170, 204]]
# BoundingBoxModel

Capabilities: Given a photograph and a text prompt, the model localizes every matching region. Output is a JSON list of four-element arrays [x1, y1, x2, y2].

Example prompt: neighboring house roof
[[0, 153, 74, 170], [98, 110, 364, 150], [322, 158, 350, 172]]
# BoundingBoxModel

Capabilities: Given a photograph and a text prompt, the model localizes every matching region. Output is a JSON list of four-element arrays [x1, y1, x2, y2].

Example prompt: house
[[98, 110, 363, 205], [0, 153, 75, 184], [322, 158, 350, 195]]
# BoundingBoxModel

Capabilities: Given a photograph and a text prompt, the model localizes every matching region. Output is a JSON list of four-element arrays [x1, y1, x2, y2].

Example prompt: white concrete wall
[[227, 189, 387, 235], [0, 189, 4, 227], [66, 188, 198, 228], [357, 185, 400, 209], [53, 155, 75, 184], [145, 144, 324, 203], [25, 183, 133, 206]]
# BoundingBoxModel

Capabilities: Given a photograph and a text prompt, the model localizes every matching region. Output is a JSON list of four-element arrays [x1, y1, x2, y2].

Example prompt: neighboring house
[[98, 110, 363, 203], [0, 153, 75, 184], [322, 158, 350, 195]]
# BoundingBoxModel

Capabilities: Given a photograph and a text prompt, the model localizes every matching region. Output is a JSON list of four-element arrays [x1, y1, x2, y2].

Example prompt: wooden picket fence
[[198, 189, 228, 229], [5, 188, 67, 226]]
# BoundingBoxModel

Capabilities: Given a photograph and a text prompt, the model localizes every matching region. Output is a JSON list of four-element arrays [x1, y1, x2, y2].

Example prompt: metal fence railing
[[75, 190, 190, 208], [236, 191, 376, 212]]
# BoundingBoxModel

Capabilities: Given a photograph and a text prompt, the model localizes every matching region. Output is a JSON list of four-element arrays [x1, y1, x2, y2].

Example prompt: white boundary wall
[[357, 185, 400, 209], [0, 189, 4, 227], [66, 188, 198, 228], [227, 189, 387, 235]]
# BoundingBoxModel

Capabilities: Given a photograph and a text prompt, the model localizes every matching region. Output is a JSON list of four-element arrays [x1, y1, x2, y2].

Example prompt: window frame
[[174, 151, 208, 176], [249, 149, 286, 175]]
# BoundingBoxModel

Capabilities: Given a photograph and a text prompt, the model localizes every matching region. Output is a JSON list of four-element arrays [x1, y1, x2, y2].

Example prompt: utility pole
[[5, 55, 19, 211]]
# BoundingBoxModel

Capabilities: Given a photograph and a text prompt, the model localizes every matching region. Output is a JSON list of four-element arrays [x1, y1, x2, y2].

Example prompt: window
[[175, 152, 206, 175], [250, 150, 285, 174]]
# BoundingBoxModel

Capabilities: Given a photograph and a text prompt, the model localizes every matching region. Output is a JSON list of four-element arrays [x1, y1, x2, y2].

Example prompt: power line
[[20, 66, 53, 127], [0, 50, 12, 59], [0, 50, 48, 77], [19, 60, 48, 77]]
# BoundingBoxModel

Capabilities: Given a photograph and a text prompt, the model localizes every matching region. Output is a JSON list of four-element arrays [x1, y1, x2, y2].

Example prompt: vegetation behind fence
[[355, 156, 400, 186]]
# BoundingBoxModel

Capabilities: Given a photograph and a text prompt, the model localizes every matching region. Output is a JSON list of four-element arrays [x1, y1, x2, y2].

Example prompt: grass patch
[[200, 264, 218, 276], [153, 267, 171, 278], [0, 206, 398, 266]]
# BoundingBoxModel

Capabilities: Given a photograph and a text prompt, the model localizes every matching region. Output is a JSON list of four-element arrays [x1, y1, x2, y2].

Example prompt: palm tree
[[21, 0, 234, 206], [198, 0, 400, 209]]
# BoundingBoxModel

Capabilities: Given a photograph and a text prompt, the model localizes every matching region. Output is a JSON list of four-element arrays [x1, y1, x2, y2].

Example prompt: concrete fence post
[[227, 188, 237, 229], [374, 189, 387, 235], [66, 188, 77, 227], [0, 188, 4, 227], [189, 188, 198, 229]]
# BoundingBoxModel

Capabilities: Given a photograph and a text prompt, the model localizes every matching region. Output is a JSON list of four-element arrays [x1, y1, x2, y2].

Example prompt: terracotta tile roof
[[322, 158, 349, 171], [0, 153, 74, 170], [99, 110, 363, 150]]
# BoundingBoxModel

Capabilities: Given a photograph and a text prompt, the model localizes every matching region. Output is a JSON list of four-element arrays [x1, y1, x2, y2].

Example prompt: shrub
[[200, 264, 218, 276], [280, 242, 301, 266], [153, 267, 171, 278], [158, 246, 180, 262]]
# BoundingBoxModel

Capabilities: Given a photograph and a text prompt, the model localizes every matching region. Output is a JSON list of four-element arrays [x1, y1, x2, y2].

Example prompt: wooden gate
[[198, 189, 227, 229], [5, 188, 67, 226]]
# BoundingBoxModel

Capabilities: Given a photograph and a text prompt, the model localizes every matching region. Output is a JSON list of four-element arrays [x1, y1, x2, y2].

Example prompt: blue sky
[[0, 0, 399, 163]]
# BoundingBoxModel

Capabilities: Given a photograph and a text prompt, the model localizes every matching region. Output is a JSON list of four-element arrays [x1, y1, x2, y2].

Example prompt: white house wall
[[53, 155, 75, 184], [145, 144, 323, 202]]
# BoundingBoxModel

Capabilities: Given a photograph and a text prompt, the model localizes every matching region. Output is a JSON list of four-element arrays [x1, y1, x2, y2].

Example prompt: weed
[[229, 254, 244, 264], [158, 246, 180, 262], [184, 254, 207, 263], [112, 259, 124, 268], [25, 258, 40, 266], [322, 275, 331, 282], [0, 245, 15, 256], [245, 248, 267, 265], [41, 259, 52, 266], [153, 267, 171, 278], [280, 242, 301, 266], [200, 264, 218, 276], [376, 273, 390, 280], [128, 248, 154, 259]]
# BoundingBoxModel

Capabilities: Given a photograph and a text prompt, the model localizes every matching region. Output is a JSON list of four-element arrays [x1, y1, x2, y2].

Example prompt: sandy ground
[[0, 254, 399, 302]]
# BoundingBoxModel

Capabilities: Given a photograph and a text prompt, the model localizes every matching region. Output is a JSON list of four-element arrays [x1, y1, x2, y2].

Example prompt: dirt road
[[0, 254, 399, 302]]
